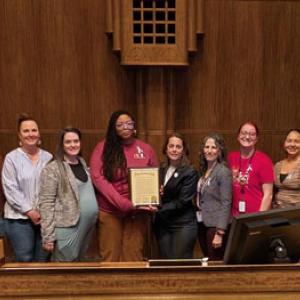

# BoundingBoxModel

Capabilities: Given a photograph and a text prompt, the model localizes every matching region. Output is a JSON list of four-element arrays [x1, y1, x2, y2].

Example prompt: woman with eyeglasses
[[228, 122, 274, 216], [273, 129, 300, 209], [90, 110, 158, 262]]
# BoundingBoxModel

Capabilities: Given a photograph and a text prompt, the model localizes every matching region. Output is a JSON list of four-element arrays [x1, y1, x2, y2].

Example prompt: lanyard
[[197, 162, 217, 208], [238, 150, 255, 193]]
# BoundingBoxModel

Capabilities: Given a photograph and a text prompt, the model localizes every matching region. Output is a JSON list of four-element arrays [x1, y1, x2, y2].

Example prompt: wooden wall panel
[[172, 0, 300, 165], [1, 0, 299, 163], [136, 68, 173, 162], [0, 0, 136, 159], [0, 0, 138, 261], [0, 0, 299, 261]]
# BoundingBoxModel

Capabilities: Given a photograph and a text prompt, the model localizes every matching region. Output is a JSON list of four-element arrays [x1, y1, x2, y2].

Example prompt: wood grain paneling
[[0, 0, 137, 261], [2, 262, 300, 299], [1, 0, 299, 161], [0, 0, 299, 261], [173, 0, 300, 164], [0, 0, 136, 158]]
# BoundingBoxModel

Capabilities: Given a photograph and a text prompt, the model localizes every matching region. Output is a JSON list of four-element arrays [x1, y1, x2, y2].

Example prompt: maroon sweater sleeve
[[89, 141, 133, 214]]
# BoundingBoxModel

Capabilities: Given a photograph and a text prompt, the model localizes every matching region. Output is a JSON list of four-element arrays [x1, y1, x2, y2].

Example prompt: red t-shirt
[[228, 150, 274, 216]]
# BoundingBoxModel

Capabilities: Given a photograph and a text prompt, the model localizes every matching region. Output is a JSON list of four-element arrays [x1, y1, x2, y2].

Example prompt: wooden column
[[136, 68, 175, 161]]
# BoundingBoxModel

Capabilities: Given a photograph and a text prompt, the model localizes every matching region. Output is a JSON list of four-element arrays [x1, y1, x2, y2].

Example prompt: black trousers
[[197, 222, 230, 261], [154, 220, 197, 259]]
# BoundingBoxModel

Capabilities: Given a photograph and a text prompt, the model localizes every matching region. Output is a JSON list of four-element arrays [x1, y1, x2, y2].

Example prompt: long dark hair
[[199, 133, 227, 176], [102, 110, 135, 182], [161, 132, 190, 168]]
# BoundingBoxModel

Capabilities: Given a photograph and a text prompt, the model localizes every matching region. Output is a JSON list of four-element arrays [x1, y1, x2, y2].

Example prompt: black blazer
[[156, 165, 198, 225]]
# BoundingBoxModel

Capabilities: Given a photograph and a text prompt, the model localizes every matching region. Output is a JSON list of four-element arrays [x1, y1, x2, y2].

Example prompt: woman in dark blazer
[[196, 133, 232, 260], [154, 132, 198, 259]]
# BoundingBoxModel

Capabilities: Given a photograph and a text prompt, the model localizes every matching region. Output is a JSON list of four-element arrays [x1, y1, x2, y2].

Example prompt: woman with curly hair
[[90, 110, 158, 261], [196, 133, 232, 260]]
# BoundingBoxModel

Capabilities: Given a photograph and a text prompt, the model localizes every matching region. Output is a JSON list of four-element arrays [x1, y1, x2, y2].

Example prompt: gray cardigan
[[199, 163, 232, 230], [38, 158, 88, 243]]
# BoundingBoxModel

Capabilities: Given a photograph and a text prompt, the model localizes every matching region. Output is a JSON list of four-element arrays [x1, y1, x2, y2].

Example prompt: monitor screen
[[224, 206, 300, 264]]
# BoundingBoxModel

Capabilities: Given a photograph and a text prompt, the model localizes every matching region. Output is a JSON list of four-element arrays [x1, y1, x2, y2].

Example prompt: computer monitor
[[224, 206, 300, 264]]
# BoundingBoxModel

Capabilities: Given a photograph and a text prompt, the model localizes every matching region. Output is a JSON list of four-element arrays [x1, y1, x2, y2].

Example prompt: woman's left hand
[[43, 242, 54, 252]]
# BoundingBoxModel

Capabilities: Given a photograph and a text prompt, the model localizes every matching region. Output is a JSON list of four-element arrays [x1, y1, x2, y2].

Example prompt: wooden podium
[[1, 256, 300, 299], [1, 238, 300, 299]]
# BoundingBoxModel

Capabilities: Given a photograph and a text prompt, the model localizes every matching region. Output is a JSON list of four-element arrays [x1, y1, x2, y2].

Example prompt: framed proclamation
[[129, 167, 160, 206]]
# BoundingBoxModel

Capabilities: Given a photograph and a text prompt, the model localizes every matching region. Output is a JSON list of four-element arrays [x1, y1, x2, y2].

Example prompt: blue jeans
[[0, 218, 4, 236], [4, 219, 50, 262]]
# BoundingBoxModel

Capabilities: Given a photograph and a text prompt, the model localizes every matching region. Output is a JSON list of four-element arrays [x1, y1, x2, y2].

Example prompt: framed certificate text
[[129, 167, 160, 206]]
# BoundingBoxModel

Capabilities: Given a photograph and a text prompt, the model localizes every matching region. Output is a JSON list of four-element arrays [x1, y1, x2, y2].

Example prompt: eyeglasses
[[116, 121, 135, 129], [239, 131, 257, 138]]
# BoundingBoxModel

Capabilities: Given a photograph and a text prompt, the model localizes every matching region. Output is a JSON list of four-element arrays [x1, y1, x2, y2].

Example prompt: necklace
[[64, 156, 79, 165], [238, 150, 255, 187], [198, 161, 217, 195]]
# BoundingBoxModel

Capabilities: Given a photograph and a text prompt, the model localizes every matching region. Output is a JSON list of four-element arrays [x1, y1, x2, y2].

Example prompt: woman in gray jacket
[[196, 133, 232, 261], [38, 127, 98, 261]]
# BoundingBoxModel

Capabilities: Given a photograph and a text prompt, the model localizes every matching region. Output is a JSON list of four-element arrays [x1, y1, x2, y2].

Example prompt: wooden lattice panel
[[106, 0, 204, 66], [132, 0, 176, 45]]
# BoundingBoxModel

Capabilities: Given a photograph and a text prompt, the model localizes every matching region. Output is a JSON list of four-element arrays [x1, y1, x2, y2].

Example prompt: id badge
[[196, 211, 202, 222], [239, 200, 246, 213]]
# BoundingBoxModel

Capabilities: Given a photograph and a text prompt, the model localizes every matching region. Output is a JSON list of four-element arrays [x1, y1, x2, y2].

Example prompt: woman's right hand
[[136, 205, 158, 212], [212, 234, 223, 249], [43, 242, 54, 252]]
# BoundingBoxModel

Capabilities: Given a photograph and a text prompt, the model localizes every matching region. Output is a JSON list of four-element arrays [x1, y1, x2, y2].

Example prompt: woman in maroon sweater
[[90, 110, 158, 262]]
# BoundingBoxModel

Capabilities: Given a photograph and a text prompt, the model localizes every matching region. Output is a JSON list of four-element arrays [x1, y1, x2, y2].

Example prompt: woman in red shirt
[[228, 122, 274, 216]]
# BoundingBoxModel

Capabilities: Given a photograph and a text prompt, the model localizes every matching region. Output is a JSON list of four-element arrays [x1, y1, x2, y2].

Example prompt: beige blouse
[[273, 160, 300, 208]]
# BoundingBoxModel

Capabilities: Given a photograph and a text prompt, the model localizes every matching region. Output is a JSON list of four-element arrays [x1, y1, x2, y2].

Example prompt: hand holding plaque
[[129, 167, 160, 207]]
